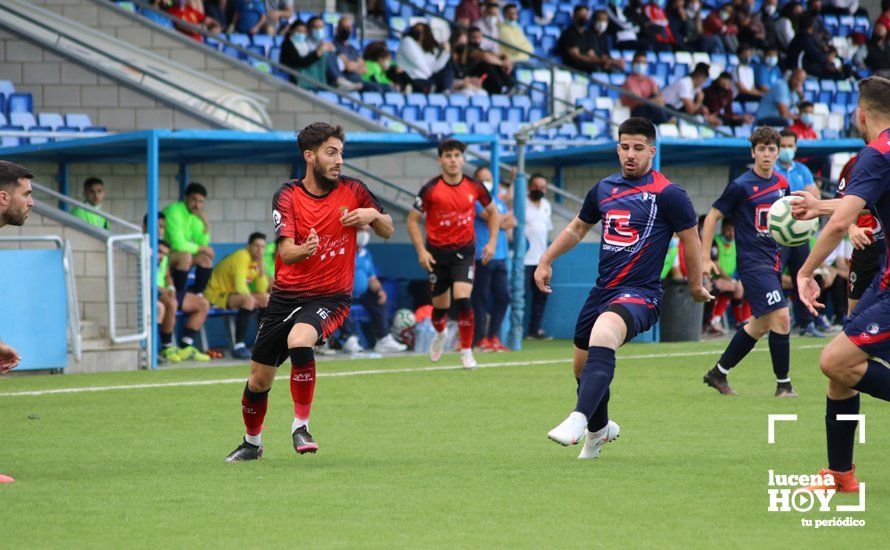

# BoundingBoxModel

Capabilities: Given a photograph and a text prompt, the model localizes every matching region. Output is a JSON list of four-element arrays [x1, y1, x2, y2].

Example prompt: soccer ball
[[391, 308, 416, 346], [767, 196, 818, 247]]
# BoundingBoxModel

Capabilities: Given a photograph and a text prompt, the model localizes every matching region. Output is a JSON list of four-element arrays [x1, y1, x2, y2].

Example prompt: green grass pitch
[[1, 339, 888, 548]]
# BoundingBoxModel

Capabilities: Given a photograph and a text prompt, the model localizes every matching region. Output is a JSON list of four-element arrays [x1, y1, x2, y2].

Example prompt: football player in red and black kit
[[226, 123, 393, 462], [407, 139, 500, 370]]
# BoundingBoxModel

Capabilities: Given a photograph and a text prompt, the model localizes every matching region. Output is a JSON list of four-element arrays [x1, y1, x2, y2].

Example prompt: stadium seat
[[37, 112, 65, 130], [361, 92, 384, 107], [657, 51, 675, 67], [65, 113, 93, 129], [505, 107, 524, 123], [251, 35, 273, 56], [7, 93, 33, 114], [511, 95, 532, 113], [485, 107, 504, 125], [429, 121, 451, 135], [400, 105, 420, 122], [0, 80, 14, 98], [227, 34, 251, 49], [734, 125, 753, 139], [490, 95, 511, 110], [443, 106, 462, 124], [406, 93, 427, 108], [822, 128, 840, 139], [427, 94, 448, 108], [528, 107, 546, 121], [83, 126, 108, 133], [464, 106, 483, 126], [9, 112, 36, 129], [27, 126, 52, 145], [472, 122, 494, 135], [658, 123, 679, 138], [422, 105, 443, 122], [316, 91, 339, 104], [448, 94, 470, 108], [384, 92, 405, 109], [470, 95, 491, 110], [0, 113, 5, 126]]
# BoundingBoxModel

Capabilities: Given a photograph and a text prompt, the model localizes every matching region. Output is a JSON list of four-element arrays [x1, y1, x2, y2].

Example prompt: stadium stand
[[0, 80, 109, 146]]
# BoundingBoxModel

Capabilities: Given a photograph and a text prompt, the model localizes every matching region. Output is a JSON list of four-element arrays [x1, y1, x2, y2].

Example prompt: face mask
[[778, 148, 795, 163], [832, 57, 842, 69], [633, 63, 648, 75], [486, 16, 498, 26], [311, 28, 326, 41], [765, 55, 778, 67], [801, 113, 814, 126], [739, 56, 750, 65], [686, 7, 698, 18], [595, 21, 609, 33], [292, 32, 307, 43], [336, 28, 351, 42], [529, 189, 544, 201], [507, 19, 519, 26], [574, 17, 588, 27], [720, 10, 730, 21], [764, 4, 776, 16], [356, 231, 370, 248]]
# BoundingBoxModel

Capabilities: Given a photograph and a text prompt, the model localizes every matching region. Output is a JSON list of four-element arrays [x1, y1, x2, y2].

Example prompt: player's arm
[[791, 192, 873, 249], [677, 226, 714, 302], [0, 338, 21, 373], [340, 208, 393, 239], [699, 208, 723, 277], [407, 209, 435, 271], [534, 216, 593, 294], [277, 231, 319, 265], [797, 194, 866, 315], [480, 201, 500, 265]]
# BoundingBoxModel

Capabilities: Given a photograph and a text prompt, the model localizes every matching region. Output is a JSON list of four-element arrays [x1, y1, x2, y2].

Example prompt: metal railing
[[0, 235, 81, 364]]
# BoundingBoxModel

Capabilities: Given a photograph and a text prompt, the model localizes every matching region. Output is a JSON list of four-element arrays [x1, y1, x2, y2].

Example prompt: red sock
[[456, 299, 474, 350], [742, 300, 752, 320], [241, 383, 268, 436], [432, 307, 448, 333], [712, 294, 730, 320], [289, 347, 316, 421], [731, 300, 745, 323]]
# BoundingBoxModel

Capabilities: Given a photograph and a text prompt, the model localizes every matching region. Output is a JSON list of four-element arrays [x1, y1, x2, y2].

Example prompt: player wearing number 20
[[226, 123, 393, 462], [700, 126, 797, 398]]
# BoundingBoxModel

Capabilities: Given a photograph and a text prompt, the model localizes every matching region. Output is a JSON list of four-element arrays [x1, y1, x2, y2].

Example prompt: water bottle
[[414, 318, 434, 354]]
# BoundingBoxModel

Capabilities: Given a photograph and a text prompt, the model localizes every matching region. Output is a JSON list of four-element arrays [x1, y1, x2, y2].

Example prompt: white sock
[[717, 364, 730, 375], [776, 378, 791, 384], [182, 336, 194, 346], [233, 342, 246, 350], [292, 417, 308, 433], [245, 433, 261, 446]]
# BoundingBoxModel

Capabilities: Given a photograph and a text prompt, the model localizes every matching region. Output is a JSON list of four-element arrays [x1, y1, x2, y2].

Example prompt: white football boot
[[460, 348, 477, 370], [578, 420, 620, 459], [547, 411, 588, 446], [429, 330, 447, 362], [374, 334, 408, 353]]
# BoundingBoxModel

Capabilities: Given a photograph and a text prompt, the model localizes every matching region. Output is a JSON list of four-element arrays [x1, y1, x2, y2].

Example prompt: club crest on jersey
[[273, 209, 283, 229], [603, 209, 640, 247], [641, 192, 650, 201], [868, 323, 879, 335], [467, 193, 474, 203], [753, 186, 759, 192], [611, 186, 618, 194]]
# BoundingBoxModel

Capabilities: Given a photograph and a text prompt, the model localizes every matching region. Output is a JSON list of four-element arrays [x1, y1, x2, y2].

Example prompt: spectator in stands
[[667, 0, 717, 53], [524, 173, 552, 340], [879, 1, 890, 30], [279, 19, 336, 90], [590, 10, 625, 71], [703, 3, 739, 53], [168, 0, 221, 41], [456, 0, 483, 27], [867, 23, 890, 77], [143, 213, 211, 364], [341, 228, 407, 354], [521, 0, 551, 25], [557, 6, 623, 73], [362, 41, 397, 91], [621, 51, 669, 124], [775, 1, 804, 50], [703, 72, 755, 127], [465, 27, 515, 94], [806, 0, 833, 46], [231, 0, 267, 35], [824, 0, 868, 17], [471, 167, 512, 352], [498, 3, 534, 63], [662, 62, 711, 116], [775, 129, 819, 196], [758, 0, 780, 50], [789, 101, 819, 140], [329, 15, 377, 91], [642, 1, 677, 51], [205, 232, 270, 360], [263, 0, 294, 35], [395, 22, 453, 93], [733, 44, 763, 102], [754, 46, 783, 92], [477, 2, 502, 53], [71, 177, 109, 230], [786, 14, 837, 78], [448, 29, 488, 95], [755, 67, 805, 126], [204, 0, 229, 29], [605, 0, 645, 51]]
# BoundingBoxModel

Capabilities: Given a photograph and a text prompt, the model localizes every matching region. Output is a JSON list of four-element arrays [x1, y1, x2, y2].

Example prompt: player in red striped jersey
[[226, 123, 393, 462], [407, 139, 500, 370]]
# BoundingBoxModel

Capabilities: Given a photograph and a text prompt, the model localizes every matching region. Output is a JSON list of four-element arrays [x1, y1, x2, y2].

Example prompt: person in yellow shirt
[[498, 3, 533, 63], [206, 232, 270, 359]]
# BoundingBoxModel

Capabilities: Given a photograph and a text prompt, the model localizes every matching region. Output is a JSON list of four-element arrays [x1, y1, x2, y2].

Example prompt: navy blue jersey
[[844, 128, 890, 291], [579, 170, 697, 295], [712, 170, 789, 274]]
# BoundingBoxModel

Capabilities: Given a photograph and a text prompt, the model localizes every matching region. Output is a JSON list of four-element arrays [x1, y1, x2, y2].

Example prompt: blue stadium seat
[[227, 33, 251, 49], [0, 113, 5, 126], [511, 95, 532, 113], [422, 105, 443, 122], [0, 80, 14, 98], [838, 15, 854, 36], [84, 126, 108, 133], [380, 104, 398, 117], [853, 16, 870, 35], [7, 93, 33, 114], [822, 128, 840, 139], [252, 35, 273, 56], [490, 95, 511, 110], [743, 102, 759, 114], [557, 123, 578, 138], [429, 121, 451, 135], [525, 24, 543, 42], [734, 125, 752, 139], [427, 94, 448, 108], [485, 107, 504, 125], [528, 106, 546, 121], [504, 107, 524, 123], [361, 92, 384, 106], [449, 94, 470, 108], [539, 35, 557, 55], [400, 105, 420, 122], [464, 106, 483, 125], [470, 95, 491, 110], [269, 47, 281, 62], [384, 92, 405, 108], [37, 112, 64, 130], [498, 121, 521, 138], [443, 105, 463, 124], [822, 15, 839, 34], [654, 62, 670, 81], [657, 51, 675, 66], [27, 126, 52, 145], [10, 112, 36, 129], [246, 45, 265, 59], [65, 113, 92, 129], [609, 73, 626, 86], [317, 91, 339, 104], [0, 126, 24, 147], [222, 45, 245, 60], [472, 122, 494, 135], [406, 93, 427, 108]]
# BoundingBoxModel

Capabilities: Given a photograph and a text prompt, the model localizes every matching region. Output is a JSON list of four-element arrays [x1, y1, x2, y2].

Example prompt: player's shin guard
[[716, 326, 758, 373], [235, 308, 253, 345], [192, 266, 212, 294], [826, 394, 860, 472], [242, 382, 269, 440], [289, 347, 316, 428], [455, 298, 474, 350], [852, 360, 890, 401], [768, 331, 790, 382], [588, 388, 610, 432], [432, 307, 448, 333], [575, 346, 615, 418]]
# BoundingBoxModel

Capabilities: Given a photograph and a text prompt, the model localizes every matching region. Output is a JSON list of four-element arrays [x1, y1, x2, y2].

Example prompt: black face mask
[[529, 189, 544, 201], [336, 28, 351, 42], [574, 17, 588, 28]]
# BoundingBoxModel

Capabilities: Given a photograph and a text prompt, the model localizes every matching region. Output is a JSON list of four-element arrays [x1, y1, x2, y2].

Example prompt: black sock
[[716, 326, 759, 373], [852, 360, 890, 401], [235, 308, 253, 343], [172, 269, 189, 296], [160, 331, 173, 347], [192, 266, 212, 294], [826, 394, 860, 472], [588, 389, 610, 432], [257, 307, 267, 323], [575, 346, 615, 418], [181, 327, 198, 347], [575, 377, 581, 396], [768, 331, 790, 382]]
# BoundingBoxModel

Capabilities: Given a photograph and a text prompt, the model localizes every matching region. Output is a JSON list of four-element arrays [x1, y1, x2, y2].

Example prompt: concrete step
[[79, 320, 104, 340], [68, 338, 142, 373], [80, 337, 141, 353]]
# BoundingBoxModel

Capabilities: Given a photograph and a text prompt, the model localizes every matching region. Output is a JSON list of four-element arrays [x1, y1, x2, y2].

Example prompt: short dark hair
[[472, 165, 491, 178], [529, 173, 548, 184], [83, 177, 103, 191], [573, 5, 588, 15], [363, 40, 391, 63], [248, 232, 267, 244], [503, 3, 518, 10], [618, 117, 657, 143], [858, 75, 890, 117], [142, 211, 166, 226], [158, 239, 171, 249], [297, 122, 346, 153], [438, 138, 466, 156], [749, 126, 781, 148], [798, 100, 814, 110], [633, 51, 648, 62], [184, 182, 208, 197], [691, 62, 710, 78], [718, 71, 732, 81], [779, 128, 798, 142], [0, 160, 34, 191]]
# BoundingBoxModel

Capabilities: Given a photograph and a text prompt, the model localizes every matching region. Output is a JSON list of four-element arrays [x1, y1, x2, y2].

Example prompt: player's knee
[[819, 345, 848, 380], [455, 297, 472, 312], [198, 297, 210, 313], [256, 293, 269, 308], [156, 301, 165, 320], [174, 252, 193, 269], [242, 295, 256, 310]]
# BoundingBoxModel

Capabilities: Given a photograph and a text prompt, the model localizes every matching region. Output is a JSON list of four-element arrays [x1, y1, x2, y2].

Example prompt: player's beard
[[0, 207, 28, 227], [313, 164, 339, 191]]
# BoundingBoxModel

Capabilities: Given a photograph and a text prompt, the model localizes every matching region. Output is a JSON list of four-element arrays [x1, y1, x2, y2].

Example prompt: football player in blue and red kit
[[792, 76, 890, 492], [700, 126, 797, 397], [536, 118, 712, 458]]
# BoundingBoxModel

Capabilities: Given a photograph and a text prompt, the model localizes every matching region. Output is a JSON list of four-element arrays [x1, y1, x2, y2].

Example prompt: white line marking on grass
[[0, 343, 826, 398]]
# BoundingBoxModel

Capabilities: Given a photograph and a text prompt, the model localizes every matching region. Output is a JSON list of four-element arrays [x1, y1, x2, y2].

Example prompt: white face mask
[[764, 4, 776, 16], [595, 21, 609, 33], [482, 180, 494, 193], [486, 15, 498, 26], [356, 231, 370, 248]]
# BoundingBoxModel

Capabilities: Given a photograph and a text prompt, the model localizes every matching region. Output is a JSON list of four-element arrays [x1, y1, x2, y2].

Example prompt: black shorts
[[251, 293, 351, 367], [428, 243, 476, 297], [848, 242, 883, 300]]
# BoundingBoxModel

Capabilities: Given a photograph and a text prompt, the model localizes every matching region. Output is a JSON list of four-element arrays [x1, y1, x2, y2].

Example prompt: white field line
[[0, 344, 826, 398]]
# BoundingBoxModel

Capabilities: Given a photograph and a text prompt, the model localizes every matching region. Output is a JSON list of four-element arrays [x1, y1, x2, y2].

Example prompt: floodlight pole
[[508, 107, 584, 350]]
